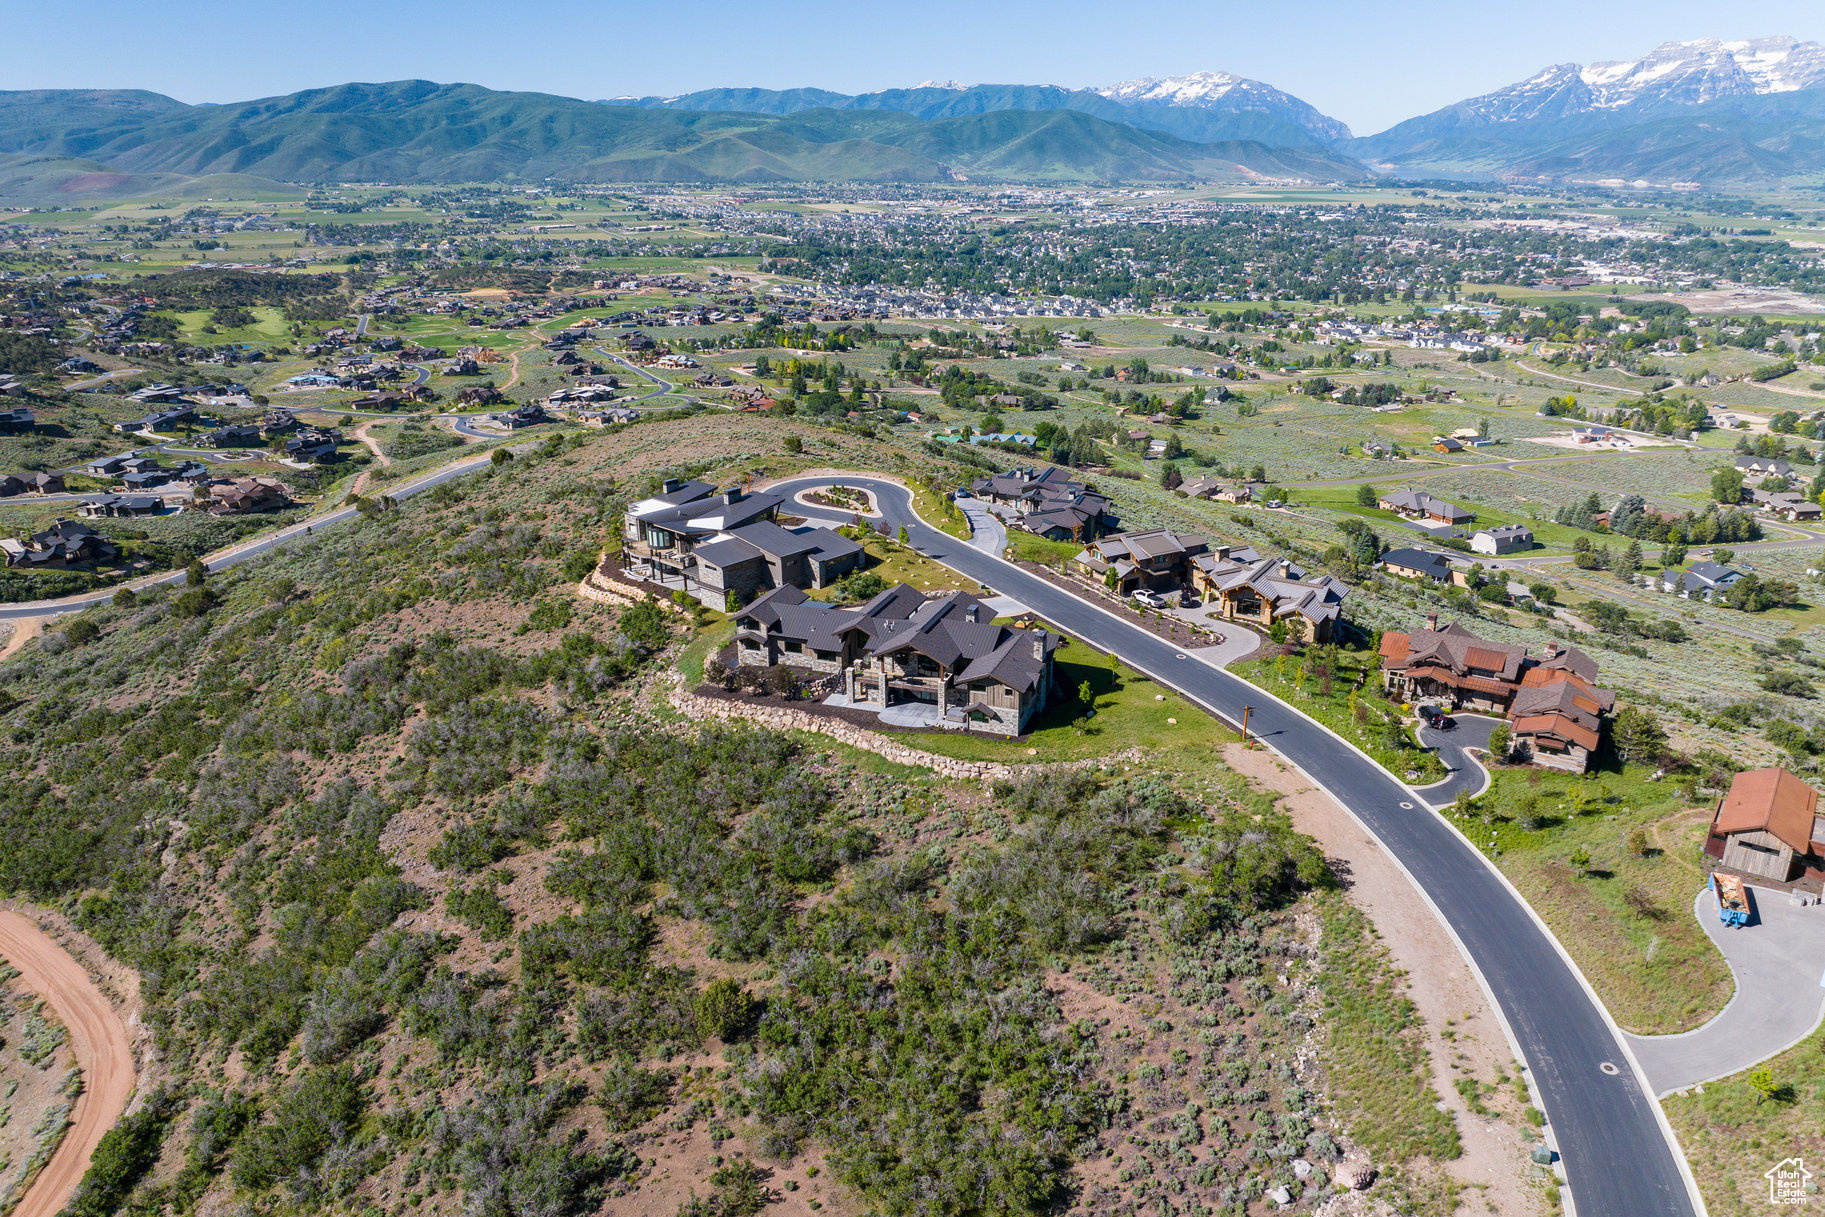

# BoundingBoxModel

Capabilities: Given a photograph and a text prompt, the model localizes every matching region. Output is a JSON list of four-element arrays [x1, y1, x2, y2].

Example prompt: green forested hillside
[[0, 81, 1366, 187]]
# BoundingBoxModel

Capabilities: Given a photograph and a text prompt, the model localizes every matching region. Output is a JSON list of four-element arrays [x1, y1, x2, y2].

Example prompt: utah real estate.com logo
[[1766, 1157, 1812, 1205]]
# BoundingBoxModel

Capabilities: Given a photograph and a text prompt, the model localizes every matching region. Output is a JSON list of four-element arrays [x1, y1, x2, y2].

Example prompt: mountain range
[[7, 38, 1825, 199], [1352, 35, 1825, 181], [614, 73, 1352, 151], [0, 81, 1366, 197]]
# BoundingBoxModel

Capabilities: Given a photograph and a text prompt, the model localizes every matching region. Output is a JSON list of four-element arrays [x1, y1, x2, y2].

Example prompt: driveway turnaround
[[1414, 713, 1500, 806], [1627, 884, 1825, 1095], [771, 475, 1699, 1217]]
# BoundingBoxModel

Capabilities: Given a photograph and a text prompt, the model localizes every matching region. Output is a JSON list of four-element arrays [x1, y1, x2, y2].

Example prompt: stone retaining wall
[[669, 686, 1138, 783], [577, 563, 687, 613]]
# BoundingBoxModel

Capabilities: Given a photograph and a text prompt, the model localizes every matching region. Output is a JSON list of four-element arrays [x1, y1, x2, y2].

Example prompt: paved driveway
[[1627, 884, 1825, 1095], [1414, 713, 1501, 805], [771, 474, 1699, 1217], [956, 496, 1008, 556]]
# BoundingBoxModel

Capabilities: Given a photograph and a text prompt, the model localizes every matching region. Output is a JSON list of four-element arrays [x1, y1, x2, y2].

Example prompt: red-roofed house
[[1706, 767, 1825, 886], [1379, 615, 1615, 771]]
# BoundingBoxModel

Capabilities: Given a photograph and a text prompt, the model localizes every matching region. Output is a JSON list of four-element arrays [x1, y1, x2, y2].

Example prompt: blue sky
[[7, 0, 1825, 134]]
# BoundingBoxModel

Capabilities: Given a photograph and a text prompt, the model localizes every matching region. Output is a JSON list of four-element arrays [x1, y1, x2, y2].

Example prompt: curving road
[[0, 911, 135, 1217], [770, 474, 1701, 1217], [0, 457, 1704, 1214]]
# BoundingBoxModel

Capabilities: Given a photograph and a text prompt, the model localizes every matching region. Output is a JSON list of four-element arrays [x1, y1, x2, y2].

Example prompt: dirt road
[[347, 419, 393, 498], [0, 617, 44, 663], [0, 912, 135, 1217], [1221, 745, 1544, 1215]]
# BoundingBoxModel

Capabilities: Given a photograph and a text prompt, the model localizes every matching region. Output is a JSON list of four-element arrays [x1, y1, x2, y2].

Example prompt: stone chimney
[[1032, 636, 1046, 661], [1425, 611, 1438, 632], [662, 477, 681, 493], [723, 487, 743, 504]]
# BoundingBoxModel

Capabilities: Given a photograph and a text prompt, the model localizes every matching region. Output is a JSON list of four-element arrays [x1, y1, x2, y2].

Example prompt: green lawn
[[1450, 763, 1731, 1034], [1293, 483, 1596, 552], [1232, 646, 1447, 782], [168, 305, 292, 348], [1663, 1033, 1825, 1216], [897, 640, 1235, 767]]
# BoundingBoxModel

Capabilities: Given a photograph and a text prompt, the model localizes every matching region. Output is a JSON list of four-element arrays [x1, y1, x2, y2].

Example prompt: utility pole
[[1241, 704, 1254, 746]]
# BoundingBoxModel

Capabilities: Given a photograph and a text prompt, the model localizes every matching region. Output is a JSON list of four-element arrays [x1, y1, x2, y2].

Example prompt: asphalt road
[[770, 475, 1698, 1217], [0, 451, 495, 622]]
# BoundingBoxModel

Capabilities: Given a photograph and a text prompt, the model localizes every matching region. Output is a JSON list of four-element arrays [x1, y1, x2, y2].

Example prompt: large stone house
[[1705, 767, 1825, 887], [733, 583, 1059, 735], [1191, 547, 1350, 643], [970, 466, 1113, 542], [1379, 618, 1614, 771], [1074, 529, 1210, 593], [622, 479, 861, 606]]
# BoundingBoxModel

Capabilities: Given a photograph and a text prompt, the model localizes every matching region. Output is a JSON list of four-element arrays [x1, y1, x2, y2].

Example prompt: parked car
[[1178, 589, 1200, 607], [1418, 704, 1454, 730], [1130, 589, 1168, 610]]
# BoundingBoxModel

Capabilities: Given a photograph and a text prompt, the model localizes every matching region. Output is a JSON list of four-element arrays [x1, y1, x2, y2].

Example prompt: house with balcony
[[1379, 616, 1614, 771], [1073, 528, 1210, 593], [621, 479, 860, 606], [732, 583, 1059, 735], [0, 519, 119, 569], [970, 465, 1113, 542]]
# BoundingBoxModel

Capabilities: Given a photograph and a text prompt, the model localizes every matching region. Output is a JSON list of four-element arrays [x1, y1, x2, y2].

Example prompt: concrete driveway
[[1627, 884, 1825, 1095], [956, 496, 1008, 557], [1414, 712, 1501, 805]]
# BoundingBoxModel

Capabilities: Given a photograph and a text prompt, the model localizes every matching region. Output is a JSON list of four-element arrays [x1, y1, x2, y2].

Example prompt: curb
[[779, 472, 1711, 1217]]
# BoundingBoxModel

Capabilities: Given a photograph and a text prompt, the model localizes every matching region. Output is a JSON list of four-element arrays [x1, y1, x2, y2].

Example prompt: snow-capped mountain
[[1352, 34, 1825, 186], [1100, 71, 1250, 106], [1098, 71, 1353, 141], [1445, 36, 1825, 127], [1582, 36, 1825, 106]]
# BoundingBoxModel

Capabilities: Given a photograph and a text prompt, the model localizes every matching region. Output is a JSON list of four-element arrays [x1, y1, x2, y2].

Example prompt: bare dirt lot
[[1222, 744, 1551, 1217]]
